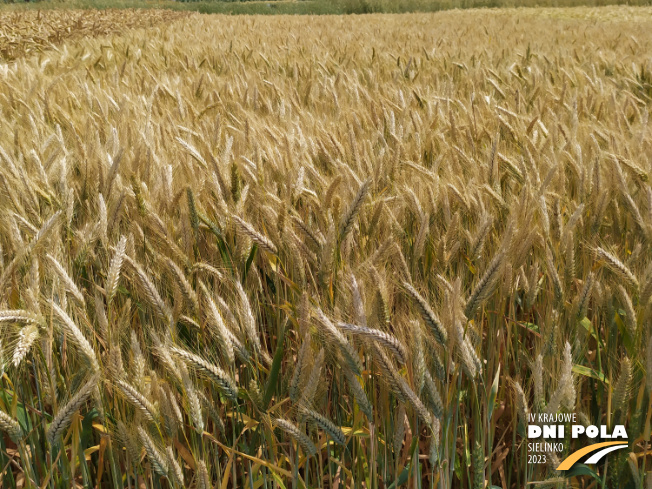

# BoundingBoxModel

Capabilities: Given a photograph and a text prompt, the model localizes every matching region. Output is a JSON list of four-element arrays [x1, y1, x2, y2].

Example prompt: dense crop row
[[0, 9, 187, 60], [0, 7, 651, 488]]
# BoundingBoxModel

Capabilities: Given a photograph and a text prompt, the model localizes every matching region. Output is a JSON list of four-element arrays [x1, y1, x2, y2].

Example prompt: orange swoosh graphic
[[556, 441, 627, 470]]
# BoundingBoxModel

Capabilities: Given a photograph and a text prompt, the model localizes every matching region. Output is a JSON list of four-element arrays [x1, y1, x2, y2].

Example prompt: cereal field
[[0, 9, 187, 60], [0, 7, 651, 488]]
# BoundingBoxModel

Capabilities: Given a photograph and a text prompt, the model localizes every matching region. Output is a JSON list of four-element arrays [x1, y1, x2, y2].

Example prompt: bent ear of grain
[[137, 426, 168, 477], [50, 302, 100, 373], [596, 247, 639, 290], [403, 282, 448, 345], [48, 376, 98, 445], [337, 321, 407, 364], [115, 379, 159, 422], [274, 418, 318, 456], [170, 346, 238, 401], [233, 215, 278, 255], [301, 407, 346, 446], [0, 410, 23, 442]]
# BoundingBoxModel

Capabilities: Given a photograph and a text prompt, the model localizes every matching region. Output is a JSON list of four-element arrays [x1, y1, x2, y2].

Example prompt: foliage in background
[[1, 0, 652, 16], [0, 7, 652, 489]]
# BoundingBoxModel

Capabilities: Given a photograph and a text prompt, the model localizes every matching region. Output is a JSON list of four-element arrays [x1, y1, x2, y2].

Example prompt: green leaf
[[262, 320, 286, 409], [269, 471, 287, 489], [387, 437, 419, 489], [614, 312, 635, 356], [81, 408, 100, 448], [454, 452, 463, 482], [387, 466, 410, 489], [579, 317, 595, 338], [244, 243, 258, 282], [564, 463, 602, 481], [519, 321, 539, 334], [488, 364, 501, 421], [572, 365, 608, 384], [198, 211, 235, 277]]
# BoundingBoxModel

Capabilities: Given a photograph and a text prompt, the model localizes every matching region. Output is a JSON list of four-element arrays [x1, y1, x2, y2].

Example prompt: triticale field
[[1, 6, 652, 488]]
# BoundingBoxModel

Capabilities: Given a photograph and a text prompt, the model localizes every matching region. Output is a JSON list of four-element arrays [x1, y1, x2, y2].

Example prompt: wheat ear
[[137, 426, 168, 477], [0, 310, 43, 325], [339, 178, 371, 242], [106, 235, 126, 304], [596, 247, 639, 290], [301, 407, 346, 446], [315, 309, 363, 376], [289, 333, 311, 402], [199, 281, 234, 366], [115, 380, 158, 422], [48, 376, 97, 445], [576, 272, 594, 318], [298, 348, 325, 408], [124, 255, 172, 324], [235, 280, 265, 360], [166, 257, 199, 315], [423, 370, 444, 419], [170, 346, 238, 401], [372, 344, 407, 403], [613, 357, 632, 416], [166, 446, 184, 486], [0, 211, 61, 296], [196, 461, 211, 489], [464, 251, 505, 318], [0, 409, 23, 441], [180, 363, 204, 433], [274, 418, 318, 456], [233, 215, 278, 254], [337, 322, 407, 364], [46, 254, 85, 306], [344, 367, 373, 421], [13, 324, 40, 367], [50, 301, 99, 373], [403, 282, 448, 345]]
